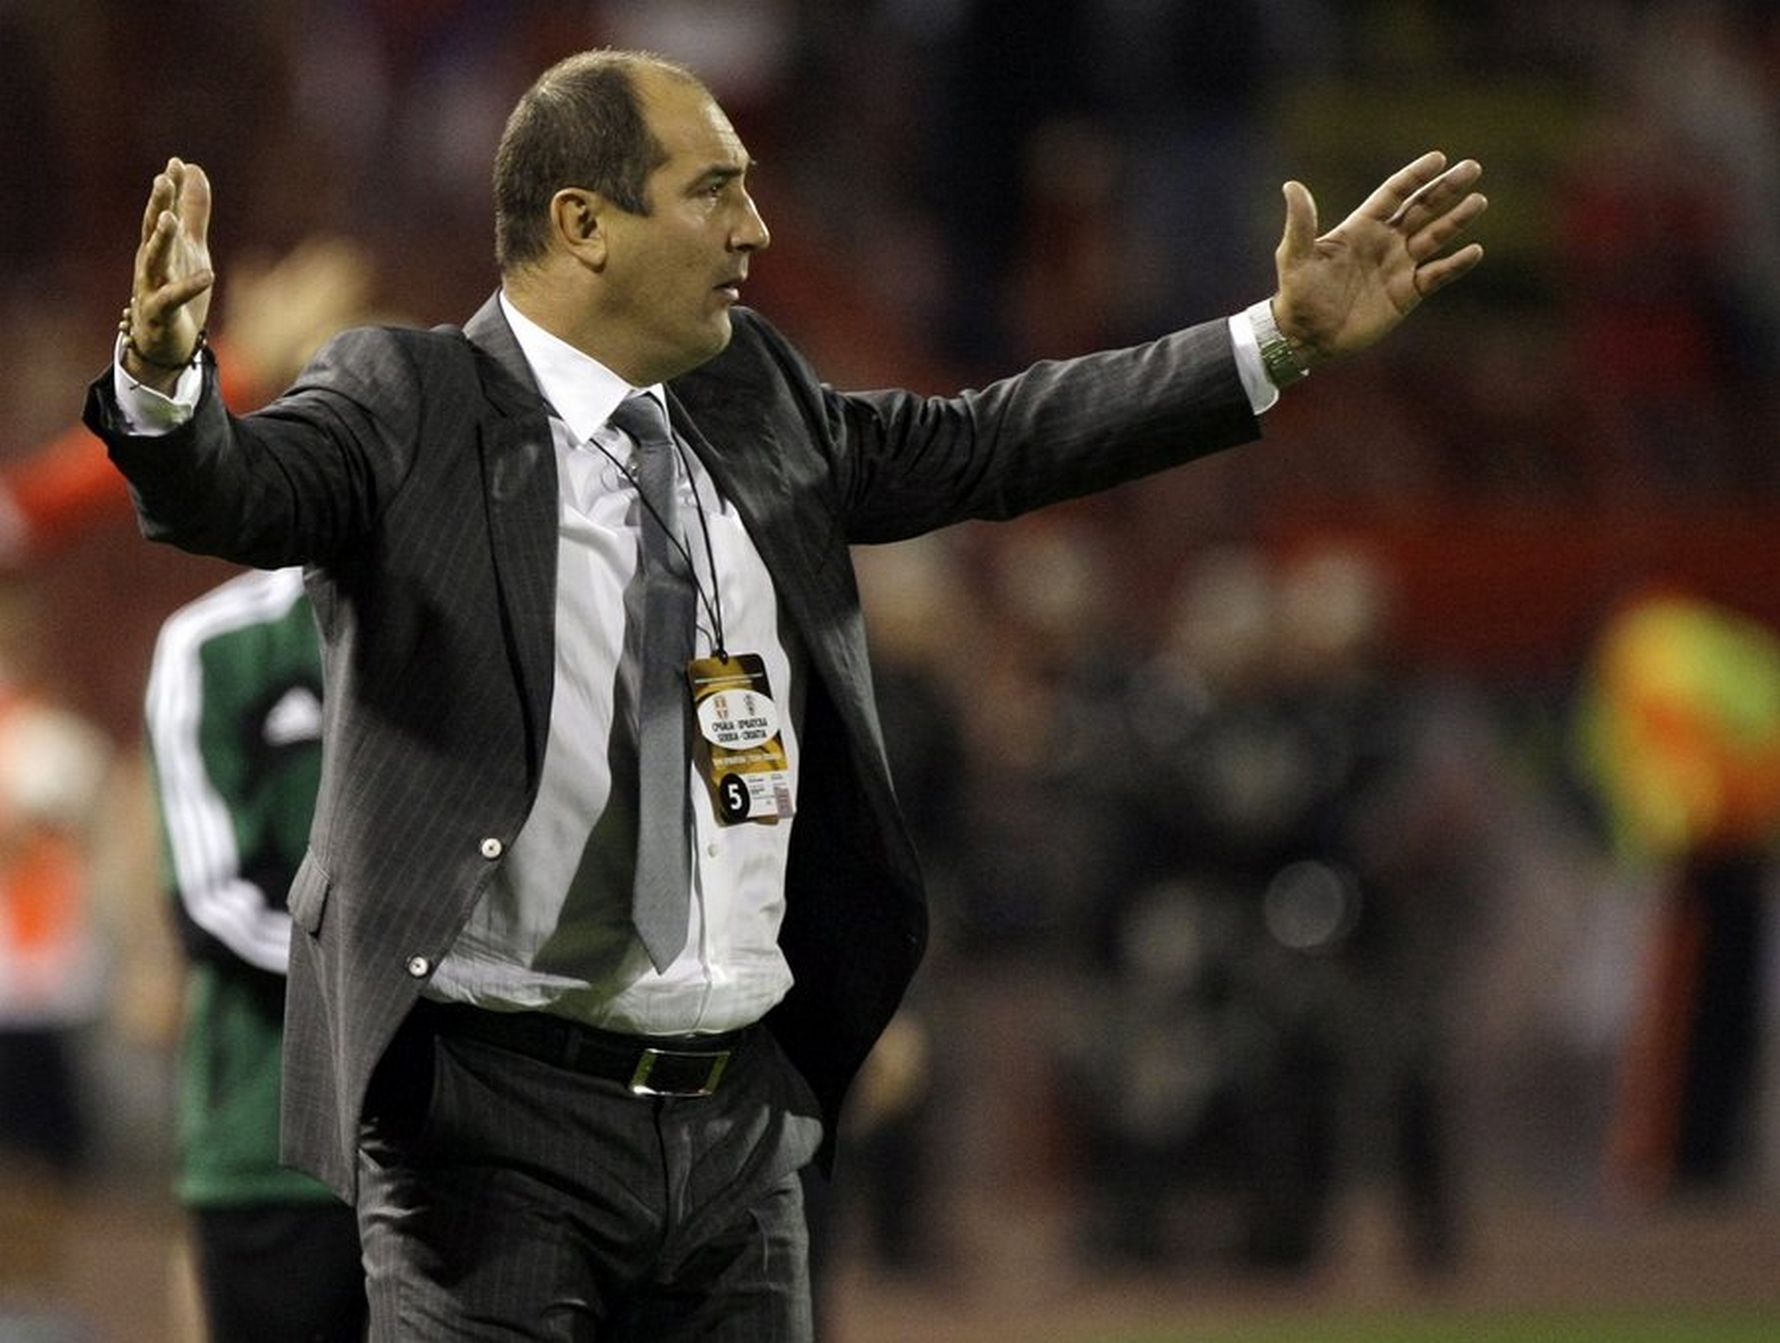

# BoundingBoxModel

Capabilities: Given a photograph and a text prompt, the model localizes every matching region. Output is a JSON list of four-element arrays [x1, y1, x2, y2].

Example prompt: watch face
[[1264, 342, 1308, 387], [1247, 300, 1306, 388]]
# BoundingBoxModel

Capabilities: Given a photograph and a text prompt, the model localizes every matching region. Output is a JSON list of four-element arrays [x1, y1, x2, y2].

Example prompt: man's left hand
[[1272, 150, 1487, 367]]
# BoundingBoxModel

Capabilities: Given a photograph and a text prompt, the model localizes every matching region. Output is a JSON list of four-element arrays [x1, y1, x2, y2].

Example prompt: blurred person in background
[[0, 577, 114, 1287], [1067, 547, 1343, 1271], [0, 235, 378, 1337], [804, 539, 966, 1332], [139, 237, 378, 1342], [814, 538, 966, 1283], [1270, 545, 1480, 1275], [1070, 544, 1480, 1275], [84, 45, 1484, 1339], [955, 524, 1131, 956], [1575, 588, 1780, 1204], [146, 566, 365, 1343], [0, 237, 377, 569]]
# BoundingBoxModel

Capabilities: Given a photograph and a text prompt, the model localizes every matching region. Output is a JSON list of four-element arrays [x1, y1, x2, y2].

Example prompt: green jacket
[[145, 565, 333, 1206]]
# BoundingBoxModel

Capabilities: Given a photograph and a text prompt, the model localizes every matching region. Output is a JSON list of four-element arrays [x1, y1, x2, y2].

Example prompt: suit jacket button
[[407, 955, 432, 978], [480, 837, 503, 859]]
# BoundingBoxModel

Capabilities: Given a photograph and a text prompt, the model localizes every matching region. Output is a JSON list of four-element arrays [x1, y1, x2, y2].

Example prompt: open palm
[[1274, 151, 1487, 365], [130, 157, 216, 370]]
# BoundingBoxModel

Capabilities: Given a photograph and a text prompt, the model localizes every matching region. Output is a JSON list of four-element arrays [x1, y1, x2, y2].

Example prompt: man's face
[[598, 71, 769, 384]]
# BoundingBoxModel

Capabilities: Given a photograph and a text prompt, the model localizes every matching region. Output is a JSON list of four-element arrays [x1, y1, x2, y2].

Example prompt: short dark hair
[[492, 49, 704, 273]]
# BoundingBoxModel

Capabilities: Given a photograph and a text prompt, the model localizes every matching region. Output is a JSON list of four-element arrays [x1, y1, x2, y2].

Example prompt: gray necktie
[[610, 393, 695, 971]]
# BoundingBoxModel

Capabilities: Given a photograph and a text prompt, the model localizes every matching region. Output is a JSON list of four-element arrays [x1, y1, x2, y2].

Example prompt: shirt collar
[[498, 292, 665, 442]]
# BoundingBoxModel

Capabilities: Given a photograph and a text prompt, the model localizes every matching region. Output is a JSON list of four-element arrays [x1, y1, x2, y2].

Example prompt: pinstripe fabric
[[87, 294, 1260, 1204], [359, 1025, 820, 1339]]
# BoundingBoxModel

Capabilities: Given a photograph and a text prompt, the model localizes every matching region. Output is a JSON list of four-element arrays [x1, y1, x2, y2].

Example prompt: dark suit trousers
[[356, 1012, 825, 1341]]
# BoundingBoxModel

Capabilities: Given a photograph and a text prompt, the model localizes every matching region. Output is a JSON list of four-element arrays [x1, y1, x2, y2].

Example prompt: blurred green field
[[1075, 1311, 1780, 1343]]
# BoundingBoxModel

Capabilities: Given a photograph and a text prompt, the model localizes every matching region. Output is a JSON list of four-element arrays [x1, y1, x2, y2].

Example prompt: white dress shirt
[[426, 297, 804, 1035]]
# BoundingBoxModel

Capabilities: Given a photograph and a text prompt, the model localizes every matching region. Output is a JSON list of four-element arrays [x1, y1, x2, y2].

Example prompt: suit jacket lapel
[[666, 383, 794, 569], [463, 295, 558, 777], [667, 381, 878, 731], [456, 295, 877, 788]]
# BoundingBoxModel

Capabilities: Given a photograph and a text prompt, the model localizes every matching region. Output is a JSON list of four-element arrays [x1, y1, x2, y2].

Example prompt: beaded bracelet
[[117, 300, 207, 371]]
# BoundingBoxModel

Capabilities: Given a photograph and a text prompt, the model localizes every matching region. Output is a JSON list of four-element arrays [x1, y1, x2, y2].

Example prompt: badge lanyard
[[593, 420, 794, 825]]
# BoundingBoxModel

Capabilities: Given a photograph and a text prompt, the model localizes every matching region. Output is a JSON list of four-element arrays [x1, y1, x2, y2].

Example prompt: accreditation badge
[[688, 653, 795, 825]]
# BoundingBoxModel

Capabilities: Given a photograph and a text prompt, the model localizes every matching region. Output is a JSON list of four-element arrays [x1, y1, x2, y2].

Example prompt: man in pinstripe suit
[[87, 47, 1485, 1342]]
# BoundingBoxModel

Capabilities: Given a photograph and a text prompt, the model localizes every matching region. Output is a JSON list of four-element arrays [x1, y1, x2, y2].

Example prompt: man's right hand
[[123, 157, 215, 393]]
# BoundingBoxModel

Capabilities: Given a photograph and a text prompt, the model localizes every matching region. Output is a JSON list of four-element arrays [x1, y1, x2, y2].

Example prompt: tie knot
[[610, 393, 674, 450]]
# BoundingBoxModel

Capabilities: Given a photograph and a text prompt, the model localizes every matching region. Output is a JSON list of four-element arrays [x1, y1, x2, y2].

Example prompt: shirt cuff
[[112, 334, 203, 435], [1227, 311, 1280, 416]]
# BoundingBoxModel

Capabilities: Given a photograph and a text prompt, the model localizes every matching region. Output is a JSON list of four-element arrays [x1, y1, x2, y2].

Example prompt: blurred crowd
[[3, 0, 1780, 1334]]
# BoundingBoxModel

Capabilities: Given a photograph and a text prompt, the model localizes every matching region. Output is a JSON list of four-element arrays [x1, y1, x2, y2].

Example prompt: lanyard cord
[[679, 439, 728, 661], [587, 434, 729, 660]]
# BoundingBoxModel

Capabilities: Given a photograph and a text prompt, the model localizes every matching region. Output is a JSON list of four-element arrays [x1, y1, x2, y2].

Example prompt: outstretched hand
[[125, 157, 215, 389], [1272, 151, 1486, 367]]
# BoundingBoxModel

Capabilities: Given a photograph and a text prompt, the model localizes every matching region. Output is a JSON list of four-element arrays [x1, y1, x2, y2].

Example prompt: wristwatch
[[1246, 299, 1310, 390]]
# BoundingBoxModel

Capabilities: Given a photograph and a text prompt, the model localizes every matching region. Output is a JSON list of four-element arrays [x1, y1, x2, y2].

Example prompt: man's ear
[[550, 188, 606, 267]]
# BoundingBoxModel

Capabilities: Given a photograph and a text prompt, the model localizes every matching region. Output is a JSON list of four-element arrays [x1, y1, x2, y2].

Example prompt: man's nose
[[735, 194, 770, 252]]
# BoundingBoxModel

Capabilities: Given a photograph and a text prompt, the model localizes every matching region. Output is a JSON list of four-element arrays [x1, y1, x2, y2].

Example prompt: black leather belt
[[415, 1000, 748, 1098]]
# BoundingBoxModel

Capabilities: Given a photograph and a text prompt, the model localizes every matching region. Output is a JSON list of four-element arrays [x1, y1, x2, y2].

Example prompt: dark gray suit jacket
[[88, 296, 1259, 1198]]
